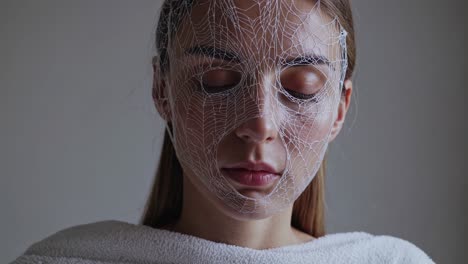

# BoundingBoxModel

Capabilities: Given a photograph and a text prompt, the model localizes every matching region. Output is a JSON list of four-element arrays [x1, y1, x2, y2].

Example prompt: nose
[[235, 116, 278, 143], [235, 70, 279, 143]]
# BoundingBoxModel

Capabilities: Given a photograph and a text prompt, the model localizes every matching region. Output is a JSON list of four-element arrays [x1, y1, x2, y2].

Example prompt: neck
[[162, 173, 314, 249]]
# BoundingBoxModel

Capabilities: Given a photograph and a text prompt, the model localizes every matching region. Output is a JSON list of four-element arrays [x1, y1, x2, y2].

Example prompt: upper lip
[[221, 161, 281, 175]]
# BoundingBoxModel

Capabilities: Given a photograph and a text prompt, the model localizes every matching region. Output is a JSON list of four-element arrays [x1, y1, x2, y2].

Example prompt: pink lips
[[221, 162, 281, 187]]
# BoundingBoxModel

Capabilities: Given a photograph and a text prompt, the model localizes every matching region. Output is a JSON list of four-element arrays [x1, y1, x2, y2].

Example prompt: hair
[[141, 0, 356, 239]]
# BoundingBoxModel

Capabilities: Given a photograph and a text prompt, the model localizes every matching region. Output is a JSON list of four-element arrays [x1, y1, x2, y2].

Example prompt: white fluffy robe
[[12, 220, 435, 263]]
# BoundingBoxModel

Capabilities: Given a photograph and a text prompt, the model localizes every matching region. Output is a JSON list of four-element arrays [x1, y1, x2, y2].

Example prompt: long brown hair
[[141, 0, 356, 239]]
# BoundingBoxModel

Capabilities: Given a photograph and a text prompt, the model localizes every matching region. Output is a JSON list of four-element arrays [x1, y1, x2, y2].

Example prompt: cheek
[[280, 100, 336, 181], [171, 90, 230, 160], [283, 100, 336, 143]]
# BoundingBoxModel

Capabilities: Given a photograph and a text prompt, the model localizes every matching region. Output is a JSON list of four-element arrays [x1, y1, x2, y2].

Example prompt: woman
[[12, 0, 435, 263]]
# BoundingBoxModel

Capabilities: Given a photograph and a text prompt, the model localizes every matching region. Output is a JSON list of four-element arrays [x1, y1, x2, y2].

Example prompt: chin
[[220, 204, 276, 221], [184, 168, 291, 221], [208, 192, 287, 221]]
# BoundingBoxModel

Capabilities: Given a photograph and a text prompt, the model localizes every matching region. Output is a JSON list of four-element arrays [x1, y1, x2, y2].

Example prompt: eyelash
[[283, 88, 318, 102], [202, 83, 238, 93]]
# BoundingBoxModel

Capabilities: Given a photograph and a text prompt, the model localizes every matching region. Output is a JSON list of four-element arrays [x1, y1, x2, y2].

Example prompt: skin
[[152, 0, 353, 249]]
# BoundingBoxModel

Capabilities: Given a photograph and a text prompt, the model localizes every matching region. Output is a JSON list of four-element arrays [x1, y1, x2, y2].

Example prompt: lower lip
[[221, 168, 280, 187]]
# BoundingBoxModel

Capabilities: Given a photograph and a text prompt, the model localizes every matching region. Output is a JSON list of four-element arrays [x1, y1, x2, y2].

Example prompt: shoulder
[[355, 233, 435, 263], [296, 231, 435, 263], [12, 220, 139, 263], [376, 235, 435, 263], [24, 220, 131, 252]]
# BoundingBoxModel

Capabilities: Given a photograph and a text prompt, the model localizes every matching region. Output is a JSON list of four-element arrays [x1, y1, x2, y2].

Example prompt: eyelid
[[278, 64, 325, 102], [200, 68, 243, 94]]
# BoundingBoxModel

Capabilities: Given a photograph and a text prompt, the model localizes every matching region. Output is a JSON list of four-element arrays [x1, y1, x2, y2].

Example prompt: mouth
[[220, 161, 281, 187]]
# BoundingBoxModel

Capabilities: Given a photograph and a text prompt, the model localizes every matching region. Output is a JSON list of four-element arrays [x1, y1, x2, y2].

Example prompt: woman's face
[[161, 0, 347, 219]]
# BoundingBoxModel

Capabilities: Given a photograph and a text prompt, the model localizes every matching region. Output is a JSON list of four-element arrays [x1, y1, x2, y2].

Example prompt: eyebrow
[[281, 54, 330, 67], [184, 45, 331, 67], [184, 45, 241, 63]]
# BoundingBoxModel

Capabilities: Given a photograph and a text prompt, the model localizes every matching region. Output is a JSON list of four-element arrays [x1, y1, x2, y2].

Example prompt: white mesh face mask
[[157, 0, 348, 219]]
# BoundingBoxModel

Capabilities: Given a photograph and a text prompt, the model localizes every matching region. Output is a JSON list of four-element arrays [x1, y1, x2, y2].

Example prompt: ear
[[328, 79, 352, 142], [152, 55, 171, 122]]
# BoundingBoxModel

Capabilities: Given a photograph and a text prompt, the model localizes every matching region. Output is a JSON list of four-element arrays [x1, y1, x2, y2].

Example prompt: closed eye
[[279, 64, 327, 101], [201, 69, 242, 94]]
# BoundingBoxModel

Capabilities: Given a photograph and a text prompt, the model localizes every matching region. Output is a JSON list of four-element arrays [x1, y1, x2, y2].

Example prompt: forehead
[[171, 0, 342, 61]]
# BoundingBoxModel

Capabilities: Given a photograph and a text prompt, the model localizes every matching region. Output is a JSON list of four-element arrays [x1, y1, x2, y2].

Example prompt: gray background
[[1, 0, 466, 263]]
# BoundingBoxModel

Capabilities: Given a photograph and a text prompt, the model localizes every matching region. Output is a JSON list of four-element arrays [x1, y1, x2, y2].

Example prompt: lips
[[221, 161, 281, 187]]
